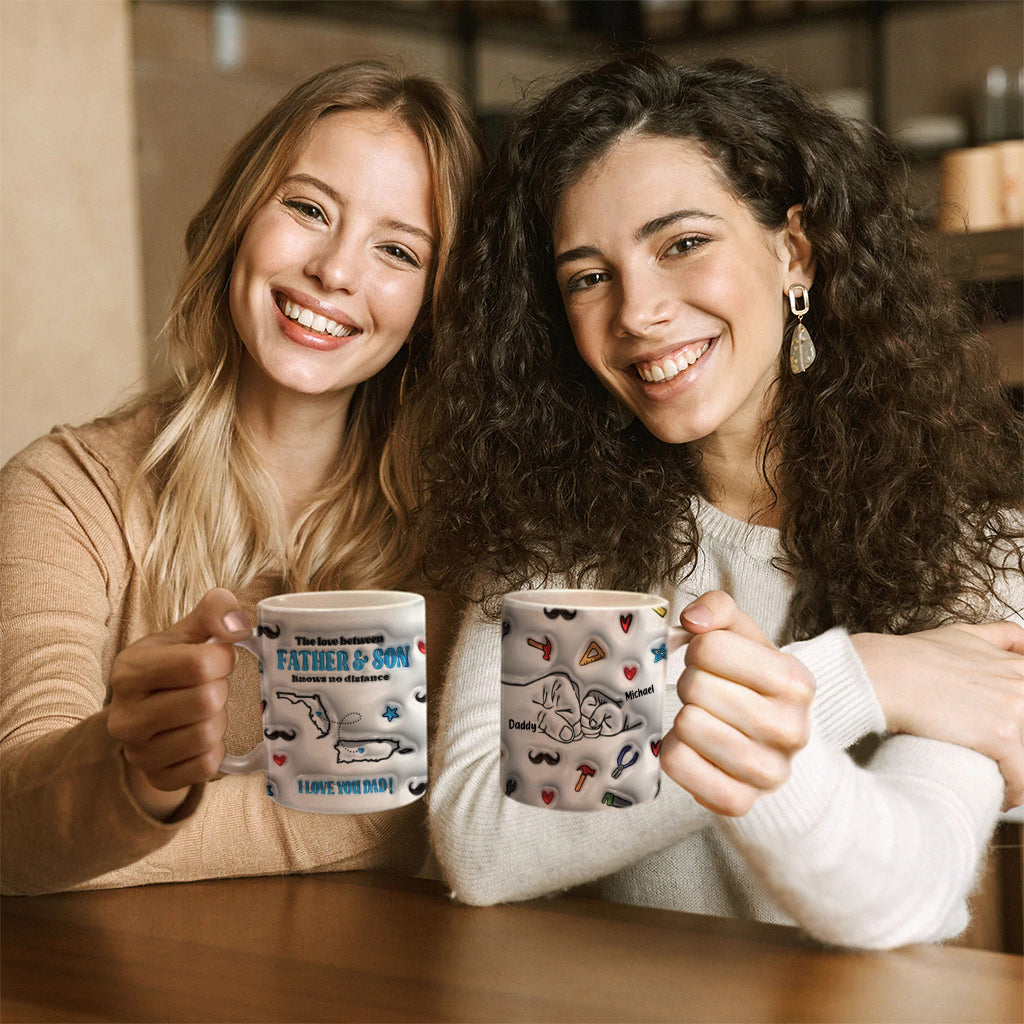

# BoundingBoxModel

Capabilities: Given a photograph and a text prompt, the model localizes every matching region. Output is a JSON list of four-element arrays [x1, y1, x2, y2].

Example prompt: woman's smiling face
[[552, 133, 812, 450], [229, 107, 436, 408]]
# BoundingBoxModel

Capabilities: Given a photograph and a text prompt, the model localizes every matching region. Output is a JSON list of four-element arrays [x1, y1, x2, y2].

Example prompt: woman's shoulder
[[0, 402, 164, 524], [2, 403, 161, 490]]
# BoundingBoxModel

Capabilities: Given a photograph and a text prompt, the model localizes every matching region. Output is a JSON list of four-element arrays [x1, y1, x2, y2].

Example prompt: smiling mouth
[[277, 296, 359, 339], [634, 339, 713, 383]]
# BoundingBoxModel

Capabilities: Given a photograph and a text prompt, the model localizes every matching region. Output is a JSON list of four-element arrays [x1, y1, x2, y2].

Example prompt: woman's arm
[[1, 428, 427, 894], [0, 435, 206, 893], [721, 728, 1002, 948], [672, 594, 1008, 948], [777, 585, 1023, 809]]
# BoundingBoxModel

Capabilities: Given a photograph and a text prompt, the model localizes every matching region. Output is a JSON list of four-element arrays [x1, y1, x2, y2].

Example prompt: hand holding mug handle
[[659, 591, 815, 817], [107, 588, 251, 819]]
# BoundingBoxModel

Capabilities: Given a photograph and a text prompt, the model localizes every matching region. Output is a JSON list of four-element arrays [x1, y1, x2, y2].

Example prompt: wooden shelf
[[938, 228, 1024, 390], [225, 0, 999, 128], [241, 0, 968, 51], [942, 227, 1024, 284]]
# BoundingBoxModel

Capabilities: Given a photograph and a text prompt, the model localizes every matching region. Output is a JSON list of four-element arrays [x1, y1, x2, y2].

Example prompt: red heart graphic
[[541, 790, 555, 805], [273, 754, 287, 766], [260, 700, 266, 714], [623, 666, 637, 680], [650, 740, 662, 757], [418, 640, 426, 654], [620, 614, 632, 633]]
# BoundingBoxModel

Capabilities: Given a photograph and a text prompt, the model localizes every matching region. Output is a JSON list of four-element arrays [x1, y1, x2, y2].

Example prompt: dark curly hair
[[415, 53, 1023, 640]]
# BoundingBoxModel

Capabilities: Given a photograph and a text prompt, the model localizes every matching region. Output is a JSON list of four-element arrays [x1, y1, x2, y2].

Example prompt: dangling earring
[[787, 284, 816, 374]]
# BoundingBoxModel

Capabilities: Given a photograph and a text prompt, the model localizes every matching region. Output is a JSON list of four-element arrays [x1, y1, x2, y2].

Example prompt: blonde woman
[[1, 60, 481, 894]]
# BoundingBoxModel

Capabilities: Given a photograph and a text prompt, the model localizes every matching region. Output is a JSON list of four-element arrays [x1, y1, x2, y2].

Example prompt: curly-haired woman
[[418, 53, 1023, 948], [1, 60, 481, 894]]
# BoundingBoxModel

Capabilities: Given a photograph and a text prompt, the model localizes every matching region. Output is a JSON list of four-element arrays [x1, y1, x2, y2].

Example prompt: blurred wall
[[1, 0, 145, 464]]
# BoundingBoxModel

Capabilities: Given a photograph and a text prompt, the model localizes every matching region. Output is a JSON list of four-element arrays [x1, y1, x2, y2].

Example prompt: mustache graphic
[[528, 750, 561, 766], [408, 780, 427, 796], [256, 624, 281, 638], [263, 728, 297, 741], [543, 608, 577, 620]]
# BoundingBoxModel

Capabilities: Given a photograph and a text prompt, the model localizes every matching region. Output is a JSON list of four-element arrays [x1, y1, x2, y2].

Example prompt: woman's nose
[[305, 236, 360, 293], [612, 270, 674, 338]]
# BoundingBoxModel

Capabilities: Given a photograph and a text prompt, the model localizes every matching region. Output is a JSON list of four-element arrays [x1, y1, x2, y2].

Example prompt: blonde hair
[[127, 60, 482, 626]]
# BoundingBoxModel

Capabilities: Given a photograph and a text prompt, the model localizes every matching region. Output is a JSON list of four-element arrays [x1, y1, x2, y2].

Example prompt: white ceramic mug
[[220, 591, 427, 813], [500, 589, 684, 811]]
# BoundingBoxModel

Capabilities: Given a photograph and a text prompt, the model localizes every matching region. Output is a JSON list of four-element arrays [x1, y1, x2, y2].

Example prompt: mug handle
[[668, 625, 689, 654], [218, 633, 266, 775]]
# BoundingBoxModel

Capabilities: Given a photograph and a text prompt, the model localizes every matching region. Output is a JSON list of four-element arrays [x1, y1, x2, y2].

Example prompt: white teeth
[[636, 342, 710, 382], [281, 298, 357, 338]]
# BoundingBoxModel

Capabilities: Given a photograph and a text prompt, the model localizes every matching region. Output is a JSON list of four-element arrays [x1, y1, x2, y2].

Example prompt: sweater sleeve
[[0, 429, 201, 893], [427, 601, 713, 906], [785, 628, 886, 747], [719, 728, 1003, 948]]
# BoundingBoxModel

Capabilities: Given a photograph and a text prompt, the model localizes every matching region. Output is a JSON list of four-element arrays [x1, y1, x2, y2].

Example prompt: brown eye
[[284, 199, 326, 222], [380, 244, 421, 269], [566, 270, 609, 294], [665, 236, 707, 257]]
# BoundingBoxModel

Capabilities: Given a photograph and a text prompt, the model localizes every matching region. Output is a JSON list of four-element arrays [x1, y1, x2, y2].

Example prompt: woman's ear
[[782, 204, 816, 289]]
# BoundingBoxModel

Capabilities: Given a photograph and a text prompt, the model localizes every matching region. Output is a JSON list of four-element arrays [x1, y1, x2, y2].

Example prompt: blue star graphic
[[651, 644, 667, 663], [382, 705, 400, 722]]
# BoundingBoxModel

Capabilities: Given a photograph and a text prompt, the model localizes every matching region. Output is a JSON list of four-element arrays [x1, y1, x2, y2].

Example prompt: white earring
[[787, 284, 816, 374]]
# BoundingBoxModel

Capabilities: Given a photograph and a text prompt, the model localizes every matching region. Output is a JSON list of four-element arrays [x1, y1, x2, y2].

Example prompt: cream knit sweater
[[428, 500, 1021, 949]]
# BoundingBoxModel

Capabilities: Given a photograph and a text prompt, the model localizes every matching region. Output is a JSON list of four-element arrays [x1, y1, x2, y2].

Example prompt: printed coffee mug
[[500, 589, 683, 811], [220, 590, 427, 813]]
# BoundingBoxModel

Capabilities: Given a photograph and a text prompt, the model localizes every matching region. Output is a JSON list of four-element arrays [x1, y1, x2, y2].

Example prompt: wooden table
[[2, 871, 1021, 1023]]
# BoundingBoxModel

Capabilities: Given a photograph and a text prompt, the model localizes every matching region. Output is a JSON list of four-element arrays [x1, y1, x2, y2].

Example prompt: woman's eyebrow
[[634, 209, 720, 242], [555, 208, 723, 267], [281, 173, 435, 248], [554, 244, 602, 268], [282, 173, 342, 204], [378, 217, 435, 249]]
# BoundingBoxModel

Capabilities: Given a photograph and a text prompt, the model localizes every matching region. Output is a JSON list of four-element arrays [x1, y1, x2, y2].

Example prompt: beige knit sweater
[[1, 406, 461, 894]]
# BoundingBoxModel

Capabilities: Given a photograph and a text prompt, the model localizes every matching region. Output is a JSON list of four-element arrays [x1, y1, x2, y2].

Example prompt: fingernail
[[222, 611, 250, 635], [682, 603, 713, 629]]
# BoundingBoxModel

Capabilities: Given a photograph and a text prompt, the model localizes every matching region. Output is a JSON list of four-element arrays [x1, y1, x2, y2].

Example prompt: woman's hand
[[107, 588, 251, 819], [852, 622, 1024, 810], [660, 591, 815, 817]]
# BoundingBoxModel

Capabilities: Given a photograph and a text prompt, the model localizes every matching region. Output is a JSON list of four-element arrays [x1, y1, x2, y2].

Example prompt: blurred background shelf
[[942, 228, 1024, 394], [946, 226, 1024, 284], [242, 0, 1013, 133]]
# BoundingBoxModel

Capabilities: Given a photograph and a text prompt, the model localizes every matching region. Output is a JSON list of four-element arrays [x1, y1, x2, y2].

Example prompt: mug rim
[[257, 590, 423, 612], [503, 588, 666, 610]]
